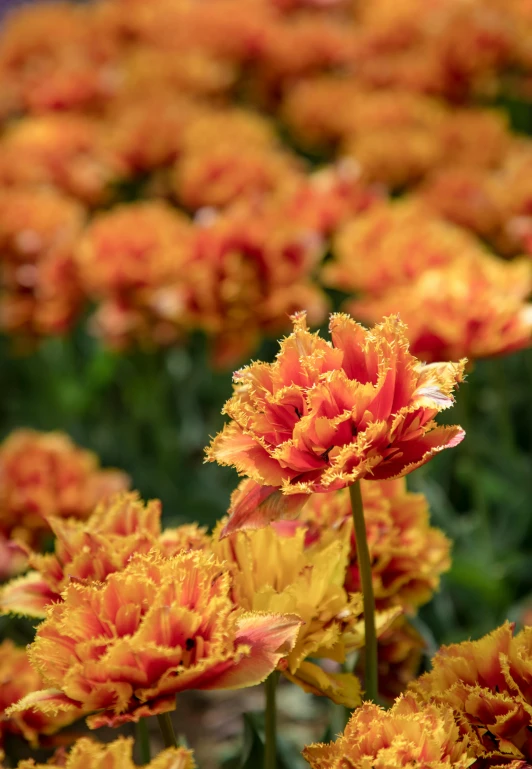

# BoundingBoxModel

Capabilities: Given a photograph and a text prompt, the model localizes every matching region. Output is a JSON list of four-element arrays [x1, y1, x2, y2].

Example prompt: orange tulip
[[9, 551, 301, 728], [303, 694, 475, 769], [351, 257, 532, 362], [323, 201, 486, 297], [207, 312, 464, 536], [410, 622, 532, 762]]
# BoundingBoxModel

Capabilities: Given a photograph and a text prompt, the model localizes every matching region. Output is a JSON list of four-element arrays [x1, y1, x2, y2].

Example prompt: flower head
[[14, 736, 195, 769], [323, 201, 485, 297], [351, 257, 532, 362], [0, 429, 129, 551], [420, 168, 503, 242], [76, 201, 193, 349], [77, 201, 191, 298], [410, 622, 532, 762], [171, 207, 327, 367], [0, 491, 208, 618], [211, 518, 399, 705], [173, 144, 300, 212], [207, 313, 465, 536], [0, 2, 118, 115], [103, 94, 203, 176], [302, 478, 451, 613], [303, 694, 474, 769], [271, 162, 379, 237], [0, 115, 114, 205], [10, 551, 300, 728], [0, 188, 85, 338], [0, 640, 78, 748]]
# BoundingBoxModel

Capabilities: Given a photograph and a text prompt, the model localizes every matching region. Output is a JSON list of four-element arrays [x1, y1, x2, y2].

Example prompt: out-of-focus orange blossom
[[350, 257, 532, 363], [0, 429, 129, 560], [302, 478, 451, 614], [0, 639, 79, 749], [0, 0, 529, 367]]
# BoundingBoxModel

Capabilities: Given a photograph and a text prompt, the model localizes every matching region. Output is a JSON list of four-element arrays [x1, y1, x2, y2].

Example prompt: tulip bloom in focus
[[303, 694, 475, 769], [410, 622, 532, 762], [9, 551, 300, 728], [207, 313, 465, 536]]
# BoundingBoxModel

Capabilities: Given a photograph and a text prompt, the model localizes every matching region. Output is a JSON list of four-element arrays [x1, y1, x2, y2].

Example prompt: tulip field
[[1, 0, 532, 767]]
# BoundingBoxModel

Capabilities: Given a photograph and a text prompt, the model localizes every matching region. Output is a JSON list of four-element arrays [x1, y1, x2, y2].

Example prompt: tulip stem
[[264, 671, 279, 769], [349, 480, 378, 703], [136, 718, 151, 764], [157, 712, 178, 749]]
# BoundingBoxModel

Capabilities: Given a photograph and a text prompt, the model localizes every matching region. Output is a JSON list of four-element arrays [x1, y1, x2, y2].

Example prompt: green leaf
[[238, 713, 265, 769]]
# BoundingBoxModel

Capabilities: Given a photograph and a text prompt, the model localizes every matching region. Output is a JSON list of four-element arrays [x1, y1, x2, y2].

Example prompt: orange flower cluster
[[351, 0, 526, 102], [207, 312, 465, 536], [0, 116, 115, 206], [284, 84, 511, 189], [1, 0, 531, 366], [211, 517, 399, 706], [0, 640, 78, 749], [15, 736, 196, 769], [302, 478, 451, 613], [9, 550, 301, 728], [73, 198, 328, 362], [179, 207, 328, 367], [410, 622, 532, 764], [0, 491, 208, 618], [303, 694, 475, 769], [0, 429, 129, 572]]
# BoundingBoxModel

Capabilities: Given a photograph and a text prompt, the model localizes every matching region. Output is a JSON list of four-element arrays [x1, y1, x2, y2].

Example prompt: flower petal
[[0, 571, 58, 618], [206, 611, 302, 690], [220, 479, 308, 537]]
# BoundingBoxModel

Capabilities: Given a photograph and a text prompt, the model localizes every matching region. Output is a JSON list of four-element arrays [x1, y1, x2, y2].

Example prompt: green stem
[[349, 481, 378, 703], [157, 712, 178, 749], [136, 717, 151, 764], [264, 671, 279, 769]]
